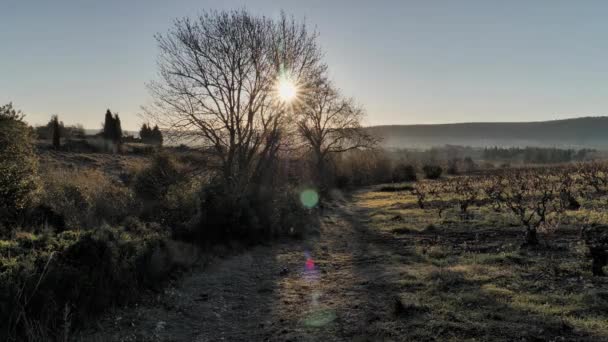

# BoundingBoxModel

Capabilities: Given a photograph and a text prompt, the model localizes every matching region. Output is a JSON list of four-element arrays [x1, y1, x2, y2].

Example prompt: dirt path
[[82, 197, 409, 342]]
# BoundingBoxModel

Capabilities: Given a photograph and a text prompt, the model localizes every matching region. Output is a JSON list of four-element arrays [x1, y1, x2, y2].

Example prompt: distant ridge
[[366, 116, 608, 149]]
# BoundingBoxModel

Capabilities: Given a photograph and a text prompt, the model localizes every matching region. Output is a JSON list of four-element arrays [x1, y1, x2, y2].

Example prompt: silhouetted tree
[[51, 115, 61, 148], [36, 119, 84, 141], [151, 125, 163, 146], [102, 109, 122, 148], [103, 109, 114, 140], [146, 10, 325, 196], [114, 113, 122, 144], [296, 80, 376, 190], [140, 123, 163, 146], [140, 123, 151, 142]]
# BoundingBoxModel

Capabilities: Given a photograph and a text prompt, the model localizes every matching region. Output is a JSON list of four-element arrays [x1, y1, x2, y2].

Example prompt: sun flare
[[277, 76, 297, 102]]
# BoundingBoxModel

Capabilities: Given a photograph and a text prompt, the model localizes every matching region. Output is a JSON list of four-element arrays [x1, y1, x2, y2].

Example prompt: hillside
[[367, 116, 608, 149]]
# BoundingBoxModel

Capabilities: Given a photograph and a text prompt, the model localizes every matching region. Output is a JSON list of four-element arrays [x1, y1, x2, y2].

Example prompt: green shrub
[[422, 165, 443, 180], [0, 228, 184, 341], [0, 103, 40, 235]]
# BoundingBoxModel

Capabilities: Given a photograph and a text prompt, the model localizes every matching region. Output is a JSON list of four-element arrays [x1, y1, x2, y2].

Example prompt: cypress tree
[[152, 125, 163, 146], [103, 109, 114, 140], [140, 123, 150, 143], [114, 114, 122, 143], [51, 115, 61, 149]]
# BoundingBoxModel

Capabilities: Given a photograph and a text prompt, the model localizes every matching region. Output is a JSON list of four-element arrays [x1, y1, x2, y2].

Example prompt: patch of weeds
[[481, 283, 514, 298], [427, 269, 470, 291], [474, 251, 528, 265], [393, 294, 429, 317]]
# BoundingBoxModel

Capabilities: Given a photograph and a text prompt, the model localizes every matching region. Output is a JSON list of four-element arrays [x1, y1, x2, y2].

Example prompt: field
[[83, 167, 608, 341], [4, 6, 608, 340]]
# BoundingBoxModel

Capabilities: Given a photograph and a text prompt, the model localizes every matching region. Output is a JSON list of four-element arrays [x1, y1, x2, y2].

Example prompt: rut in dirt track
[[83, 200, 412, 342]]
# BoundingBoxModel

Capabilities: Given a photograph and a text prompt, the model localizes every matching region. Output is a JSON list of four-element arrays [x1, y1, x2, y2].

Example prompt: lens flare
[[299, 251, 336, 328], [303, 309, 337, 327], [299, 189, 319, 209]]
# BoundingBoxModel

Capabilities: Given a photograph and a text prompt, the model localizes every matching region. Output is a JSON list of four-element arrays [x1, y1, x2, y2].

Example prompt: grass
[[351, 185, 608, 341]]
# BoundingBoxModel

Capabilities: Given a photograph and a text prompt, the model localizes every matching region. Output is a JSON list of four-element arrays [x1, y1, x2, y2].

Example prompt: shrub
[[333, 149, 393, 186], [463, 157, 477, 172], [42, 168, 136, 229], [392, 164, 417, 182], [0, 228, 184, 341], [446, 158, 459, 175], [0, 103, 40, 235], [133, 153, 199, 230], [133, 153, 183, 203], [422, 165, 443, 179], [186, 180, 313, 243]]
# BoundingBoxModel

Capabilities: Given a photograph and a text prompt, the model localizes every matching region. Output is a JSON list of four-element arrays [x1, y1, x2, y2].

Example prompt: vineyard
[[343, 163, 608, 339], [405, 163, 608, 275]]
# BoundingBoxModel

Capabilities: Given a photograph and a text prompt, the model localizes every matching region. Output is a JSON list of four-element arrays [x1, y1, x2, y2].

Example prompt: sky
[[2, 0, 608, 130]]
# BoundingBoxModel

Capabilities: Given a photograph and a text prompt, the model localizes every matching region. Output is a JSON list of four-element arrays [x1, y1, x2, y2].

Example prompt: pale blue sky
[[2, 0, 608, 129]]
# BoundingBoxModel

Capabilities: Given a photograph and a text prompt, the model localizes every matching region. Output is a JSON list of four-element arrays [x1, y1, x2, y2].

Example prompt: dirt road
[[82, 198, 410, 342]]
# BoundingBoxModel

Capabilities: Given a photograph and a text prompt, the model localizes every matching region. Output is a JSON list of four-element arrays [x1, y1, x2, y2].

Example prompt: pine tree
[[114, 114, 122, 143], [103, 109, 114, 140], [140, 123, 150, 143], [152, 125, 163, 146], [51, 115, 61, 149]]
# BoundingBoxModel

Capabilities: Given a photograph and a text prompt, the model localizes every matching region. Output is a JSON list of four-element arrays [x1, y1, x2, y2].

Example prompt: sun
[[277, 75, 298, 102]]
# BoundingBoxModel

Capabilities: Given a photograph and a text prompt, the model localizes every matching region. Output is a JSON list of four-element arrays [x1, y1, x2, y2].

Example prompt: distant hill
[[367, 117, 608, 149]]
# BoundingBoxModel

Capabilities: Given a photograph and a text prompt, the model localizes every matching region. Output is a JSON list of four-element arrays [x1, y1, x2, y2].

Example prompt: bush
[[0, 228, 186, 341], [463, 157, 477, 172], [446, 158, 459, 175], [0, 103, 40, 235], [392, 164, 417, 182], [42, 168, 136, 229], [185, 180, 314, 243], [422, 165, 443, 179], [333, 149, 392, 186], [133, 153, 183, 203], [133, 153, 199, 230]]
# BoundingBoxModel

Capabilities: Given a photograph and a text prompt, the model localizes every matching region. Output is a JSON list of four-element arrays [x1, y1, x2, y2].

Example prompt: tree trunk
[[590, 246, 607, 276], [314, 148, 329, 194], [524, 227, 539, 246]]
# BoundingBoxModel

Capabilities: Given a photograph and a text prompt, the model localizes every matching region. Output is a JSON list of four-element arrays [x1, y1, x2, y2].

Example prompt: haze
[[2, 0, 608, 130]]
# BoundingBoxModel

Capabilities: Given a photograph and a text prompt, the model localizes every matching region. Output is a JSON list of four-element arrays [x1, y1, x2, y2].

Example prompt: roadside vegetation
[[1, 7, 607, 342], [0, 9, 372, 341]]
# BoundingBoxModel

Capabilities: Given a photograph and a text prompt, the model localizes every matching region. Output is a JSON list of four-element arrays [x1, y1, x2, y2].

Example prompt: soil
[[81, 197, 408, 342], [80, 192, 608, 342]]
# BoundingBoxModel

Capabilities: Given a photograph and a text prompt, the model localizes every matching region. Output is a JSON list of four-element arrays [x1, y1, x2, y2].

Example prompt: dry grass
[[351, 185, 608, 340]]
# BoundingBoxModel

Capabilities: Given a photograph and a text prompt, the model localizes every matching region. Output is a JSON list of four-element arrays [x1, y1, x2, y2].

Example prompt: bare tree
[[296, 80, 377, 189], [145, 10, 325, 195], [496, 171, 562, 246]]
